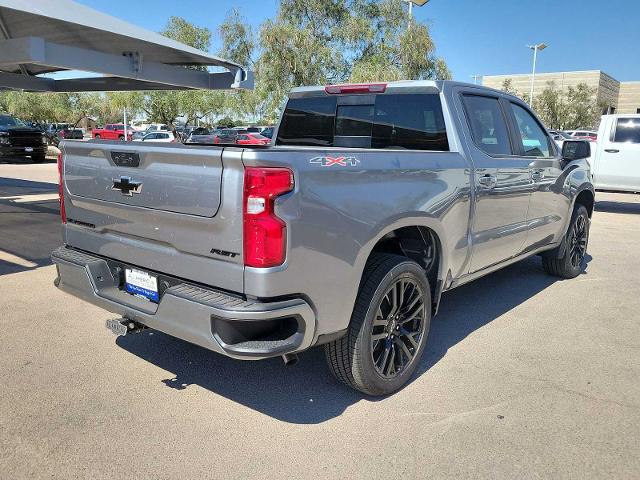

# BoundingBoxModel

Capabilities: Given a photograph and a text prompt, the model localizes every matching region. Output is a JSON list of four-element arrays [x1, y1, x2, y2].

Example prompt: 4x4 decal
[[309, 156, 360, 167]]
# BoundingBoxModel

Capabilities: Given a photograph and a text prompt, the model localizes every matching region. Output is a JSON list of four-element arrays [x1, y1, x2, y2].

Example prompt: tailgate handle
[[111, 151, 140, 167], [604, 149, 619, 153]]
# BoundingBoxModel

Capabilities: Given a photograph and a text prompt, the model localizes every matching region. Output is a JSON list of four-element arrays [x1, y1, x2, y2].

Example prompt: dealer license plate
[[125, 268, 159, 302]]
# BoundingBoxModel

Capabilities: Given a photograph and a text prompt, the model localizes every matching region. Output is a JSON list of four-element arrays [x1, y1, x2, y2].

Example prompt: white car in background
[[566, 129, 598, 140], [591, 114, 640, 192], [133, 131, 176, 143]]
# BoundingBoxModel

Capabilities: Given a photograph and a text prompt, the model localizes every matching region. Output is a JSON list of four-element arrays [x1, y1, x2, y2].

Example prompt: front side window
[[613, 118, 640, 143], [462, 95, 512, 156], [0, 115, 25, 128], [510, 103, 551, 157]]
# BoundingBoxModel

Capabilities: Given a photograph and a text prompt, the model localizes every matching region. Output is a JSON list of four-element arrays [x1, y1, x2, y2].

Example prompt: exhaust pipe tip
[[282, 353, 298, 366]]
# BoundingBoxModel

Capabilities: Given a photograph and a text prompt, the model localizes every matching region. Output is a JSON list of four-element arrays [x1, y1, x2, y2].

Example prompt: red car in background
[[235, 132, 271, 145], [92, 124, 134, 141]]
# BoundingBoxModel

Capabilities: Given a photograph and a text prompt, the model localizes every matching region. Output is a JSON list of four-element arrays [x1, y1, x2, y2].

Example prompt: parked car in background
[[236, 132, 270, 145], [46, 123, 83, 146], [591, 114, 640, 192], [186, 134, 217, 144], [548, 130, 573, 148], [146, 123, 169, 132], [214, 128, 243, 143], [92, 124, 133, 141], [133, 131, 176, 143], [260, 126, 274, 139], [566, 129, 598, 141], [0, 114, 47, 162], [130, 131, 146, 141], [53, 80, 594, 395]]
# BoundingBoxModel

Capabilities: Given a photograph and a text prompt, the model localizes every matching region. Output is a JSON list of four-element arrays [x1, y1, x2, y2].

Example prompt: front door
[[458, 92, 533, 273], [594, 116, 640, 191], [507, 101, 569, 251]]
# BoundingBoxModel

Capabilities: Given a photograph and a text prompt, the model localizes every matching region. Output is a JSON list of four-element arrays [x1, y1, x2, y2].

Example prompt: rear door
[[458, 92, 532, 272], [594, 117, 640, 191]]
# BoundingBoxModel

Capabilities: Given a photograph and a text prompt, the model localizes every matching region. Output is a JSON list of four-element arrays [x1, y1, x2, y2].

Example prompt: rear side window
[[372, 94, 448, 150], [277, 93, 449, 150], [278, 97, 337, 146], [462, 95, 512, 156], [613, 118, 640, 143]]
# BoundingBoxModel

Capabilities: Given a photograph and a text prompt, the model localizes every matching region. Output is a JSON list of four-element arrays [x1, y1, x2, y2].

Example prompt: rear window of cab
[[276, 93, 449, 151]]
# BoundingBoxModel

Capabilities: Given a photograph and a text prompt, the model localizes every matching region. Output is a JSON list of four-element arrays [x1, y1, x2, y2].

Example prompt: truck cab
[[592, 114, 640, 192], [52, 80, 594, 395]]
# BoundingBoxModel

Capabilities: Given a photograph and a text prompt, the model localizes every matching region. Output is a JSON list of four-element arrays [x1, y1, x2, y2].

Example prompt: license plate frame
[[125, 268, 159, 302]]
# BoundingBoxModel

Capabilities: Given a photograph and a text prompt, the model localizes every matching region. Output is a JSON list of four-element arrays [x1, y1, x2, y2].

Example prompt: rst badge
[[309, 156, 360, 167]]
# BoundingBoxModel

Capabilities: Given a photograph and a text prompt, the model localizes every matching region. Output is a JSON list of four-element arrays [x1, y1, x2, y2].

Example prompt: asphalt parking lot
[[1, 160, 639, 479]]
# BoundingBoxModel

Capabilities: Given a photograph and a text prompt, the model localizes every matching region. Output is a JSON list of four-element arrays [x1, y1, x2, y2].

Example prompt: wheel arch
[[354, 216, 449, 315], [574, 187, 595, 218]]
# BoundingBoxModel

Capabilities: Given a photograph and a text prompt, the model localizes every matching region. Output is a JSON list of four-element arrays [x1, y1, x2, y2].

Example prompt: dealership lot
[[1, 161, 639, 479]]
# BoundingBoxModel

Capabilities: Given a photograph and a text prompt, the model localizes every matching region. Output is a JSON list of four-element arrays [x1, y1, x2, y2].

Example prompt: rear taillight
[[243, 167, 294, 268], [324, 83, 387, 94], [57, 153, 66, 224]]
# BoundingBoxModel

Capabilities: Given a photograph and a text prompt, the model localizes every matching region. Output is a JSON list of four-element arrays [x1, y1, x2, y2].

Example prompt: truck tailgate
[[65, 141, 222, 216], [60, 141, 245, 293]]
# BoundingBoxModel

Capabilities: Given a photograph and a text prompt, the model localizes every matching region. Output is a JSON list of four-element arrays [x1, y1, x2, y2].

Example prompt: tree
[[533, 81, 569, 129], [500, 79, 519, 96], [565, 83, 600, 128], [257, 0, 450, 117], [139, 17, 225, 130]]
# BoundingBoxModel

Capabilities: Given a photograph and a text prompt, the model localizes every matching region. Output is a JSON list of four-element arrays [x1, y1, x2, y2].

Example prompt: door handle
[[478, 174, 497, 188], [604, 149, 619, 153]]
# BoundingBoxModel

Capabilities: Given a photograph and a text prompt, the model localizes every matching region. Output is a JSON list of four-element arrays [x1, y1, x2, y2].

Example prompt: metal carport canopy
[[0, 0, 253, 92]]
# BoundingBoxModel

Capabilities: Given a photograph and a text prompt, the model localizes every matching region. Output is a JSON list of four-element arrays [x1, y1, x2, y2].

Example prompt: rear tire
[[118, 135, 125, 141], [325, 253, 431, 396], [94, 134, 101, 139], [543, 205, 590, 278]]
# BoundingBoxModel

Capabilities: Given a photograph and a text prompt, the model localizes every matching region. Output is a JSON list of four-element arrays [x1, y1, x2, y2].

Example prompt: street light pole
[[471, 74, 482, 85], [527, 43, 547, 104], [403, 0, 430, 29]]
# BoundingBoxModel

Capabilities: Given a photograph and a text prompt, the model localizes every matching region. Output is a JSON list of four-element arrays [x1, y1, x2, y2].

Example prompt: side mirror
[[562, 140, 591, 161]]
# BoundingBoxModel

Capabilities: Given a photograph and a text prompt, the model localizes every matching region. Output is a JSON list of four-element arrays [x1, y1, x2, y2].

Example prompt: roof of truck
[[290, 80, 514, 97]]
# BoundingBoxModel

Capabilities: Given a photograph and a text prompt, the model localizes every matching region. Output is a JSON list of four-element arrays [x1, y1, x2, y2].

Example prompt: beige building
[[482, 70, 640, 115]]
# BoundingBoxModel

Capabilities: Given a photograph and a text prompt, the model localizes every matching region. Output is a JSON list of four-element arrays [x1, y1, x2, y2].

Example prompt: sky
[[75, 0, 640, 83]]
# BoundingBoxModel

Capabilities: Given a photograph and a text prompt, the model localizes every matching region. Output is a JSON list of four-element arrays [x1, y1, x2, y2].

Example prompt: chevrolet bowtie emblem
[[112, 176, 142, 196]]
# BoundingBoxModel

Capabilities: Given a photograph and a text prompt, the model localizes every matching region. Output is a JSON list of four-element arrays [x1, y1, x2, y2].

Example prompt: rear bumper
[[51, 246, 316, 360]]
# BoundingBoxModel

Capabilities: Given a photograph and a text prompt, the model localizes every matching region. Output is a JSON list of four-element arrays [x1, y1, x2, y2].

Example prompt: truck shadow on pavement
[[0, 177, 60, 276], [116, 255, 591, 424], [595, 199, 640, 215]]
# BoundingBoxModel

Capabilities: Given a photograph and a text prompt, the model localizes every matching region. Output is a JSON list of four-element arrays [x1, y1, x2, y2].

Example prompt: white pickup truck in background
[[592, 114, 640, 193]]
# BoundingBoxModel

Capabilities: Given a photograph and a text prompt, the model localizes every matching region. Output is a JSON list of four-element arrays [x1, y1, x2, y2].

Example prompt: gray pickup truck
[[52, 81, 594, 395]]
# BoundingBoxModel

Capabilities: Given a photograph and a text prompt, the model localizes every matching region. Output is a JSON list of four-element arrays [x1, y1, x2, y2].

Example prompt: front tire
[[543, 205, 590, 278], [325, 253, 431, 396], [94, 134, 101, 139]]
